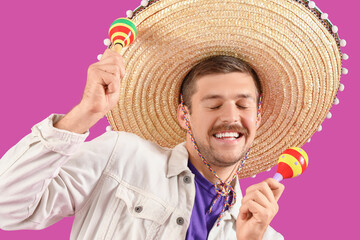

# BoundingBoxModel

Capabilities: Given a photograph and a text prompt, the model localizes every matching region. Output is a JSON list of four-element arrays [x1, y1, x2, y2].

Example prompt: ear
[[255, 112, 262, 129], [177, 104, 190, 130]]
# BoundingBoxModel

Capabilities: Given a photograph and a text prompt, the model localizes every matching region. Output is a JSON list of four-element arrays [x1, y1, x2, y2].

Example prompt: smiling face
[[179, 72, 261, 168]]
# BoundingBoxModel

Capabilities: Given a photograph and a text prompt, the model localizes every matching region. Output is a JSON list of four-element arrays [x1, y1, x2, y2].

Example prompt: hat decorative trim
[[130, 0, 344, 52]]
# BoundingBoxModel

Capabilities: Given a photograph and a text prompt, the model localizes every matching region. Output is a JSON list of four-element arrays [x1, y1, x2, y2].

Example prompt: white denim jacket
[[0, 114, 283, 240]]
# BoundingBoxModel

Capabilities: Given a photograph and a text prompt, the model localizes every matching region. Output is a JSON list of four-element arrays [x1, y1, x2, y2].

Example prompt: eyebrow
[[201, 94, 256, 102]]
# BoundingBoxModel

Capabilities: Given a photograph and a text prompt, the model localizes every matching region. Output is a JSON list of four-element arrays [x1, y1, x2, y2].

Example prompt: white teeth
[[214, 132, 240, 139]]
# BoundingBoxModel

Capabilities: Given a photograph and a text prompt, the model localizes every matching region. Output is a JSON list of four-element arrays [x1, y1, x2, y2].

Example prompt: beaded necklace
[[180, 93, 262, 226]]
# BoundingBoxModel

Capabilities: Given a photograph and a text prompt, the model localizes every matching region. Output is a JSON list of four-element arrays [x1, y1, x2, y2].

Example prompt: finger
[[241, 198, 276, 224], [242, 189, 271, 210], [91, 71, 120, 94], [247, 200, 272, 222], [240, 212, 248, 221], [101, 58, 125, 79], [102, 72, 120, 90], [246, 179, 284, 203], [264, 178, 285, 202], [240, 199, 263, 221], [93, 64, 122, 78], [101, 48, 125, 65], [245, 181, 276, 205], [101, 48, 118, 59], [239, 202, 251, 220], [105, 80, 117, 94], [258, 181, 277, 204]]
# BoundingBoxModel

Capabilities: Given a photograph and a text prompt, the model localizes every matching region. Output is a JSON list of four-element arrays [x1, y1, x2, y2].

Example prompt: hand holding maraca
[[80, 18, 137, 117], [236, 178, 284, 240], [74, 18, 137, 128], [54, 18, 137, 133], [237, 147, 308, 239]]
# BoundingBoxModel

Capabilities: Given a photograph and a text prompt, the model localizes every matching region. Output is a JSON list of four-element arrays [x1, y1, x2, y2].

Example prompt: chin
[[210, 152, 245, 167]]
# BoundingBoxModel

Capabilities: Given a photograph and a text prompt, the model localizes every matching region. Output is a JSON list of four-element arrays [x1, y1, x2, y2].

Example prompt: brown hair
[[180, 55, 262, 111]]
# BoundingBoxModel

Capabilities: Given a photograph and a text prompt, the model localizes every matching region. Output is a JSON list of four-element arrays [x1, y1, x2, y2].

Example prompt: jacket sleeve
[[263, 225, 284, 240], [0, 114, 118, 230]]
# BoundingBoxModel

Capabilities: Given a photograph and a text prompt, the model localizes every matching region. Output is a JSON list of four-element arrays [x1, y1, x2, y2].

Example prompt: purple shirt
[[186, 160, 232, 240]]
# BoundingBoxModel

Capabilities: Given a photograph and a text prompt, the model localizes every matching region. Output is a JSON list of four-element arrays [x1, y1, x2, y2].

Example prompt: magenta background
[[0, 0, 358, 239]]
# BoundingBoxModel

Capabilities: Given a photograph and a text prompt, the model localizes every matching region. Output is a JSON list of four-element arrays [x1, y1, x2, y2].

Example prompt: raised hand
[[236, 178, 285, 240], [54, 49, 125, 133]]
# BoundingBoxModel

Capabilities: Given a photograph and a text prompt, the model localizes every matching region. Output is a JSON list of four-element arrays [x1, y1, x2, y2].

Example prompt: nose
[[219, 103, 240, 123]]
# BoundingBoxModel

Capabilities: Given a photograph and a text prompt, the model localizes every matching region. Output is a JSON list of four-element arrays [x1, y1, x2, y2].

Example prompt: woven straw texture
[[107, 0, 342, 179]]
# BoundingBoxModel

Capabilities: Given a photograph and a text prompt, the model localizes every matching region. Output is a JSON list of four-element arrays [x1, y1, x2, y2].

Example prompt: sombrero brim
[[106, 0, 342, 179]]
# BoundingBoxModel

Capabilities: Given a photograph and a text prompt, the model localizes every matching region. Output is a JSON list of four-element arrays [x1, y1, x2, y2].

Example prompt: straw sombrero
[[106, 0, 347, 179]]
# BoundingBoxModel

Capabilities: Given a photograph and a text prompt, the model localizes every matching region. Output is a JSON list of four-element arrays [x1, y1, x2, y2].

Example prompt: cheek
[[189, 112, 216, 136], [242, 112, 258, 130], [248, 114, 257, 124]]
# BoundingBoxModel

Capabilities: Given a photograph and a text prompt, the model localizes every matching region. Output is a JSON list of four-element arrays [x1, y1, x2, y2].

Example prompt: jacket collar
[[221, 175, 243, 221], [229, 175, 243, 219], [167, 142, 243, 220], [166, 142, 191, 178]]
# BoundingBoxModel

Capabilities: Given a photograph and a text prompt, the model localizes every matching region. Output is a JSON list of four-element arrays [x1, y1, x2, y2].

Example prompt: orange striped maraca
[[273, 147, 309, 182], [108, 18, 137, 53]]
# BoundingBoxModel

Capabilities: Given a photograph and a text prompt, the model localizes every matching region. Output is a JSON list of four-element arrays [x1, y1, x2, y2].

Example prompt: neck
[[185, 140, 239, 185]]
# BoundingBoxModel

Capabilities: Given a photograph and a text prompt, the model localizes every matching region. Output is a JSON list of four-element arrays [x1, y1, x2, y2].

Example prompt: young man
[[0, 50, 284, 239], [0, 0, 343, 239]]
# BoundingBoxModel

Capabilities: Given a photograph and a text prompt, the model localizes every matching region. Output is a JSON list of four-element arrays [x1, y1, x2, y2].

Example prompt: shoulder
[[103, 131, 174, 176], [83, 131, 170, 154], [114, 131, 172, 156]]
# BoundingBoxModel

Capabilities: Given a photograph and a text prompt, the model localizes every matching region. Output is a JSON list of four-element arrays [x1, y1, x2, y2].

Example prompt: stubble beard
[[192, 131, 250, 168]]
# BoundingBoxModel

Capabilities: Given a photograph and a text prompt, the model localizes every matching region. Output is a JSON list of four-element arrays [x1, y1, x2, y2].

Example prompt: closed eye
[[209, 105, 221, 110], [236, 104, 248, 109]]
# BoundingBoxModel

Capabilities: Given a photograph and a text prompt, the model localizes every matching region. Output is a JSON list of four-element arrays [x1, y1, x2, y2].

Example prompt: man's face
[[183, 72, 260, 167]]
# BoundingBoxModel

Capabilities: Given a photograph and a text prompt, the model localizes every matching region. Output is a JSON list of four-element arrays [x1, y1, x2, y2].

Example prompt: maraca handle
[[112, 44, 123, 54], [273, 173, 283, 182]]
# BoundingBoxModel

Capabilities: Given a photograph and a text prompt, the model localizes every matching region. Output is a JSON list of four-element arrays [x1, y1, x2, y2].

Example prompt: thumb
[[265, 178, 285, 202]]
